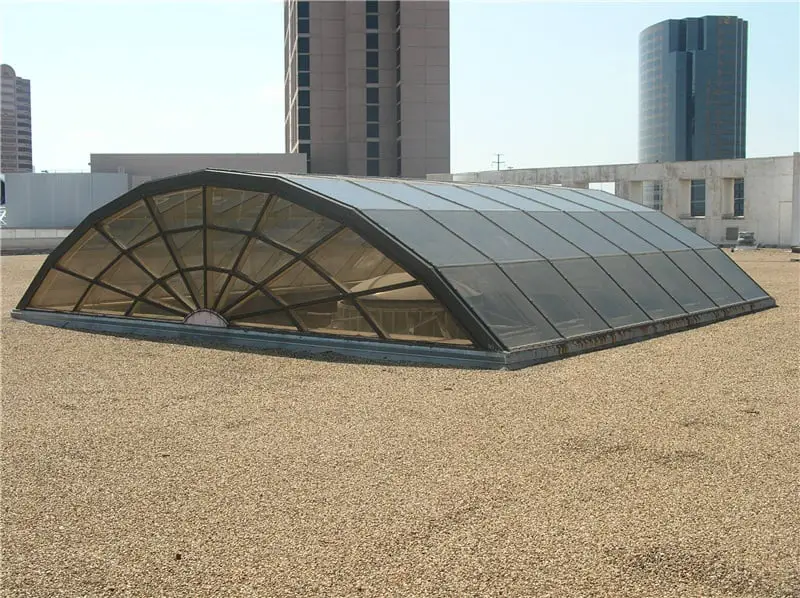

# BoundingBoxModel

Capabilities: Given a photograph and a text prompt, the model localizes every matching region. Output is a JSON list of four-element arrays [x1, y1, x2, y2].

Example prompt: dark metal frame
[[16, 170, 498, 349], [15, 168, 776, 362]]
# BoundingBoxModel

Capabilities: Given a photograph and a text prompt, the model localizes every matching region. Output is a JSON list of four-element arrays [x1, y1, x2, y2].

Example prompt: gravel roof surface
[[2, 250, 798, 598]]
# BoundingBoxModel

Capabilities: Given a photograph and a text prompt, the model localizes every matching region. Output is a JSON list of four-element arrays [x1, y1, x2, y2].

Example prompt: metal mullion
[[219, 224, 345, 316], [299, 252, 387, 339], [94, 225, 194, 314], [520, 210, 654, 321], [206, 225, 303, 259], [144, 197, 201, 309], [224, 274, 304, 331], [571, 214, 691, 314], [630, 212, 746, 304], [227, 280, 420, 323], [212, 193, 275, 311], [406, 183, 614, 332], [549, 211, 691, 317], [68, 246, 128, 311], [53, 265, 185, 317], [202, 186, 209, 308], [344, 179, 560, 347]]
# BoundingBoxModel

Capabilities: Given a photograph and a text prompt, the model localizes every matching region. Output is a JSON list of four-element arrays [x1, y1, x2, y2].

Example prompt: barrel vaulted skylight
[[12, 169, 775, 369]]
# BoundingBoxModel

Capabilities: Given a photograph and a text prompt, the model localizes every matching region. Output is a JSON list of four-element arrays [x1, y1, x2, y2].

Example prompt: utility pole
[[492, 153, 505, 171]]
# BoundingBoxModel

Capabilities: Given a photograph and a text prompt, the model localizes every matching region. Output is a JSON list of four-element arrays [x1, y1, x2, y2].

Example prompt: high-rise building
[[284, 0, 450, 178], [1, 64, 33, 173], [639, 16, 747, 164]]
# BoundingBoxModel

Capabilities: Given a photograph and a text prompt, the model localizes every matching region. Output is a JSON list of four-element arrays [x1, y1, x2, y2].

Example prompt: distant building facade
[[283, 0, 450, 178], [639, 16, 748, 163], [1, 64, 33, 173], [90, 153, 307, 180]]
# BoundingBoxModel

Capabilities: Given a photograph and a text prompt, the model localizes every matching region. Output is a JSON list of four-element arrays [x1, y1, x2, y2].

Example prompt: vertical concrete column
[[705, 176, 725, 243], [662, 178, 689, 219], [791, 152, 800, 249]]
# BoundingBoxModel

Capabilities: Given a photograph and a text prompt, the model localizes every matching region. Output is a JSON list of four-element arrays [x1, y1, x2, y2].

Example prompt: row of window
[[365, 0, 380, 176], [297, 0, 310, 171]]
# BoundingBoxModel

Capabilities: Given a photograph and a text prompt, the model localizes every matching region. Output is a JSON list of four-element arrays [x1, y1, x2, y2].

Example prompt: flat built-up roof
[[11, 169, 775, 369]]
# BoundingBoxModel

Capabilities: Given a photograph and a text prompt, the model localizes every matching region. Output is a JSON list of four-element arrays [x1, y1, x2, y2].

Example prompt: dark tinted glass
[[666, 250, 741, 306], [440, 264, 562, 349], [366, 51, 379, 68], [367, 141, 380, 158], [553, 258, 649, 327], [298, 19, 309, 34], [357, 179, 464, 210], [571, 212, 658, 254], [366, 160, 380, 176], [298, 71, 310, 87], [366, 69, 379, 84], [298, 107, 310, 124], [366, 105, 379, 122], [298, 90, 310, 106], [406, 182, 516, 211], [457, 184, 560, 211], [595, 255, 684, 320], [501, 261, 609, 337], [501, 186, 592, 211], [298, 125, 310, 140], [426, 211, 542, 262], [366, 87, 379, 104], [285, 176, 407, 209], [297, 1, 309, 18], [364, 210, 489, 266], [604, 212, 688, 251], [366, 123, 379, 138], [484, 212, 587, 260], [530, 212, 624, 257], [153, 188, 203, 230], [572, 188, 651, 212], [297, 37, 310, 53], [640, 213, 715, 249], [365, 14, 378, 29], [366, 1, 379, 14], [633, 252, 715, 312], [298, 55, 310, 72], [696, 248, 768, 300], [366, 33, 379, 49]]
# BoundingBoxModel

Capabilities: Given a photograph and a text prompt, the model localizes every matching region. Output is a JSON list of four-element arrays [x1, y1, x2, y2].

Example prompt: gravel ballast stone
[[1, 251, 799, 597]]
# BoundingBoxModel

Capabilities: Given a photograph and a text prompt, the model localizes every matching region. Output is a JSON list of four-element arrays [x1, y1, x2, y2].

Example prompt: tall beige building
[[1, 64, 33, 173], [284, 0, 449, 178]]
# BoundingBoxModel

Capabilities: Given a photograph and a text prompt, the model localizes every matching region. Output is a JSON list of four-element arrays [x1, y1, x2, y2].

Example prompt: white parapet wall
[[429, 154, 799, 247]]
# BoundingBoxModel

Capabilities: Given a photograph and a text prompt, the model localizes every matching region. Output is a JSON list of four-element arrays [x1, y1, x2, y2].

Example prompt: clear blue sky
[[1, 0, 797, 173]]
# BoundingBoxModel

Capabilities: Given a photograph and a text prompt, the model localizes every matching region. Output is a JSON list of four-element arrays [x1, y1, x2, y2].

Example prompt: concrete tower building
[[639, 16, 748, 164], [1, 64, 33, 173], [284, 0, 450, 178]]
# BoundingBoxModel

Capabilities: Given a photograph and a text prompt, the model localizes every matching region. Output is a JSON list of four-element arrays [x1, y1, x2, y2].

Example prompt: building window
[[366, 123, 379, 138], [367, 159, 380, 176], [366, 87, 379, 104], [298, 54, 310, 72], [367, 105, 379, 122], [367, 141, 380, 158], [366, 51, 379, 68], [298, 19, 310, 34], [297, 1, 310, 19], [299, 107, 310, 125], [366, 69, 379, 84], [298, 37, 310, 53], [298, 71, 310, 87], [366, 0, 379, 13], [298, 90, 310, 107], [366, 14, 378, 29], [733, 178, 744, 217], [299, 125, 311, 140], [690, 179, 706, 217], [299, 143, 311, 157], [366, 33, 379, 50]]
